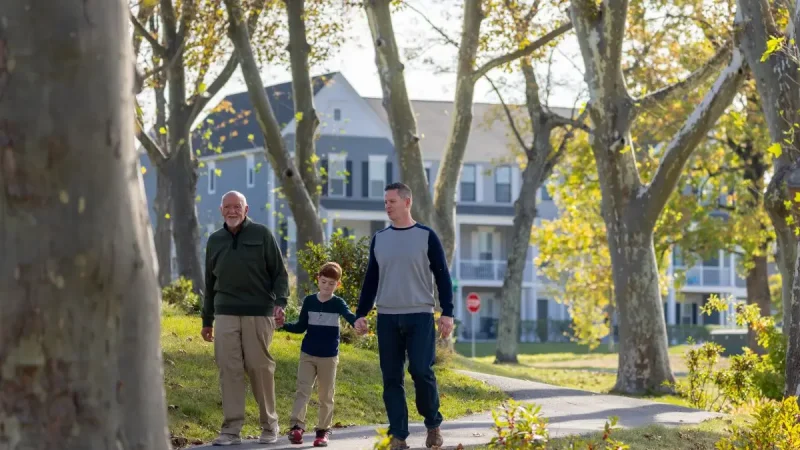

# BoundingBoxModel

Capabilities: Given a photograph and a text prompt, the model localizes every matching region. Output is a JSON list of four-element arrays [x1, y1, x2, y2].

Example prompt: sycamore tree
[[0, 0, 169, 447], [566, 0, 746, 394], [222, 0, 350, 294], [131, 0, 244, 293], [363, 0, 572, 266], [735, 0, 800, 399]]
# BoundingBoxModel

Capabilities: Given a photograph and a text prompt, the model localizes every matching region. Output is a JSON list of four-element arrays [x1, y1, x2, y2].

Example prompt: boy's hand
[[354, 317, 368, 335], [274, 306, 285, 328]]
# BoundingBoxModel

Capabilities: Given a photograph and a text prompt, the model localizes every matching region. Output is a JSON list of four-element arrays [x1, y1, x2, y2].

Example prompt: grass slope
[[162, 310, 506, 444]]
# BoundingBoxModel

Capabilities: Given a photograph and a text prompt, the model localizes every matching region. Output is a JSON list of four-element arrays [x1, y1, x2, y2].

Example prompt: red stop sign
[[466, 292, 481, 314]]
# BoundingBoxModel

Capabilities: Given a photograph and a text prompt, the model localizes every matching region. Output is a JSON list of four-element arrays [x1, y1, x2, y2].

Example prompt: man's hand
[[201, 327, 214, 342], [354, 317, 368, 335], [273, 306, 285, 328], [437, 315, 454, 338]]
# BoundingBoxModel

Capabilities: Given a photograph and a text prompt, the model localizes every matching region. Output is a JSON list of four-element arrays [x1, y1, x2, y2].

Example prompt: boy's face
[[317, 275, 339, 295]]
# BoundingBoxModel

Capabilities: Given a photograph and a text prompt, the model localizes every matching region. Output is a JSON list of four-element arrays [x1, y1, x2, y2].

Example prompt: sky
[[136, 1, 589, 127]]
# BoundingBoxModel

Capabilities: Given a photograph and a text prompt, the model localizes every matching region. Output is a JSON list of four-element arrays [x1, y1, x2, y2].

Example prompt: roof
[[191, 72, 338, 156], [363, 97, 576, 163]]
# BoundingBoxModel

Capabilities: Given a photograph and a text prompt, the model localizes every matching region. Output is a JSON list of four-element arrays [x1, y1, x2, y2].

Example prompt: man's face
[[220, 194, 248, 229], [384, 189, 409, 221], [317, 275, 339, 296]]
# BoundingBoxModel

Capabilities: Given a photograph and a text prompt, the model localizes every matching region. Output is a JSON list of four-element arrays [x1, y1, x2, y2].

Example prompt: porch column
[[454, 221, 462, 322], [520, 288, 528, 342], [326, 217, 334, 241], [667, 252, 677, 326]]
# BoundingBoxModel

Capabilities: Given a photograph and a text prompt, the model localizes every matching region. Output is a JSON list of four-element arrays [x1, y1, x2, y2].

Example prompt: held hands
[[354, 317, 369, 335], [274, 306, 285, 328], [437, 315, 454, 339]]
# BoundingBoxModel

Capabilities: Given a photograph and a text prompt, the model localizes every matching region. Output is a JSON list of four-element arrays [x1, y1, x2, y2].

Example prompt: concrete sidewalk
[[189, 370, 722, 450]]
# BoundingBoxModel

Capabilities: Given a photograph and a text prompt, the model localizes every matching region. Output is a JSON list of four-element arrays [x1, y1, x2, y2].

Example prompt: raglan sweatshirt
[[355, 223, 454, 318], [202, 217, 289, 328], [283, 294, 357, 358]]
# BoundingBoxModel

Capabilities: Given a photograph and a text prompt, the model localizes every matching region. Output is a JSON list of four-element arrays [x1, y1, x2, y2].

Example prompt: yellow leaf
[[295, 112, 304, 122], [767, 143, 782, 158], [795, 192, 800, 202], [199, 162, 206, 168], [141, 166, 147, 175], [165, 213, 171, 219], [159, 127, 167, 135], [214, 169, 222, 177], [248, 134, 255, 142], [198, 83, 207, 94]]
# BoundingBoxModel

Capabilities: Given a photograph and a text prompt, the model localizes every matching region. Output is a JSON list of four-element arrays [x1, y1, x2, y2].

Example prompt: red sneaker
[[313, 429, 331, 447], [288, 425, 304, 444]]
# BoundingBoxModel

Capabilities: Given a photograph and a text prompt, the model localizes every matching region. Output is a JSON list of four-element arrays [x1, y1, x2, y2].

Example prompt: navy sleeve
[[337, 297, 357, 326], [356, 235, 380, 318], [427, 230, 454, 317], [282, 296, 310, 334]]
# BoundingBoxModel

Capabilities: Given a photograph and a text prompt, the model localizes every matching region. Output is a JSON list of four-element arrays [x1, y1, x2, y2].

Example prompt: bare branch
[[130, 12, 166, 56], [403, 1, 460, 47], [187, 51, 239, 125], [176, 0, 196, 50], [135, 100, 169, 165], [545, 107, 589, 175], [638, 50, 746, 227], [486, 76, 531, 155], [635, 42, 732, 113], [549, 113, 593, 134], [472, 22, 572, 81]]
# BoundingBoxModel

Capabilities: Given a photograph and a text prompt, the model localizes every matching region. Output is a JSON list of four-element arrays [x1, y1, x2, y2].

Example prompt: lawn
[[161, 309, 507, 445], [453, 341, 711, 408]]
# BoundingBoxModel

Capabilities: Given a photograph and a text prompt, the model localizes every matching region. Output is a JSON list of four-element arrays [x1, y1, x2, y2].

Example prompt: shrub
[[670, 294, 786, 412], [161, 277, 201, 314], [715, 396, 800, 450]]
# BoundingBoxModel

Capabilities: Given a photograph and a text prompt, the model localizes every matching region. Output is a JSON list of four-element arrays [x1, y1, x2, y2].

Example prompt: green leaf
[[767, 142, 782, 158]]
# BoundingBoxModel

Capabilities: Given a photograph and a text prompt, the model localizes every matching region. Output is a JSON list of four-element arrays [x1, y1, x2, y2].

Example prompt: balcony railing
[[675, 265, 746, 288], [458, 259, 534, 282]]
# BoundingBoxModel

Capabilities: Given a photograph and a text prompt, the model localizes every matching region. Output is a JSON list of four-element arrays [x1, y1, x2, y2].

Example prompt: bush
[[715, 396, 800, 449], [161, 277, 201, 314], [296, 231, 370, 311], [670, 294, 786, 412]]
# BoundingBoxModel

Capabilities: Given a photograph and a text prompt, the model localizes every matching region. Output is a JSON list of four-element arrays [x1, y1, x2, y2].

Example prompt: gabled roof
[[191, 72, 338, 156]]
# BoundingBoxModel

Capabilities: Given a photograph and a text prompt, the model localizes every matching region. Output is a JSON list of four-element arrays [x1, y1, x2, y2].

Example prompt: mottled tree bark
[[154, 169, 174, 287], [734, 0, 800, 399], [0, 0, 170, 447], [570, 0, 745, 393]]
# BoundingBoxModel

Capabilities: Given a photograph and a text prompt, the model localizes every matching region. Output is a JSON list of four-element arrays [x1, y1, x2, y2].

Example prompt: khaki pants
[[290, 352, 339, 431], [214, 315, 277, 435]]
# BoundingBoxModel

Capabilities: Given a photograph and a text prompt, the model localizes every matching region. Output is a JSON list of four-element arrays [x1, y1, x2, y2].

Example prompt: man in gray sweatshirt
[[355, 182, 454, 450]]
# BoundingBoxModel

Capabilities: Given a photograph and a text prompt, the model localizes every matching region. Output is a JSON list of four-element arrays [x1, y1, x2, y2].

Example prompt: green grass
[[161, 310, 507, 443], [453, 342, 704, 408]]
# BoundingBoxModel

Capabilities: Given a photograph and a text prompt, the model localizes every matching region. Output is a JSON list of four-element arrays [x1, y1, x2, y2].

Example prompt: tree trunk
[[363, 0, 434, 226], [166, 134, 204, 294], [225, 0, 325, 268], [787, 240, 800, 397], [285, 0, 322, 296], [0, 0, 169, 447], [154, 168, 174, 287], [495, 162, 542, 363], [747, 253, 772, 353], [610, 229, 675, 394]]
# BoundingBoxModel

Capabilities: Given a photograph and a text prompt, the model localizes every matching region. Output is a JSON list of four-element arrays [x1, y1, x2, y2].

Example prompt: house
[[138, 72, 753, 343]]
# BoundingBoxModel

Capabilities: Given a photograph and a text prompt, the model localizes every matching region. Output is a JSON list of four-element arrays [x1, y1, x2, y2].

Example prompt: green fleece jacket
[[202, 217, 289, 328]]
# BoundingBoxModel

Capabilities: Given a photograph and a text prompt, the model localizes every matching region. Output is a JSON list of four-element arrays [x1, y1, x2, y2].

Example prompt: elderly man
[[201, 190, 289, 446], [355, 182, 454, 450]]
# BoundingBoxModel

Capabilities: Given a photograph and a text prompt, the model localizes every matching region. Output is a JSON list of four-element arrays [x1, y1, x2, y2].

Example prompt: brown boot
[[389, 436, 410, 450], [426, 427, 443, 448]]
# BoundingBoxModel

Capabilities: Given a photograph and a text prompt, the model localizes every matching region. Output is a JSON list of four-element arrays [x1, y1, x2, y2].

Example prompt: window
[[460, 164, 476, 202], [478, 231, 494, 260], [495, 166, 511, 203], [334, 108, 341, 121], [246, 155, 255, 188], [328, 153, 347, 197], [369, 155, 387, 198], [208, 160, 217, 194]]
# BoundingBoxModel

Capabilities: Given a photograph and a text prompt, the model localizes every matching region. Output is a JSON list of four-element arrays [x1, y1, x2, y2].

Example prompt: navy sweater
[[283, 294, 357, 358]]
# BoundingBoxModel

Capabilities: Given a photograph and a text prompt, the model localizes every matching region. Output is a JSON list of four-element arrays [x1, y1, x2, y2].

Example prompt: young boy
[[281, 262, 357, 447]]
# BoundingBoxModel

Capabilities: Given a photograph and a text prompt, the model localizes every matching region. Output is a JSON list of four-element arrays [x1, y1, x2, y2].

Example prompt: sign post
[[466, 292, 481, 359]]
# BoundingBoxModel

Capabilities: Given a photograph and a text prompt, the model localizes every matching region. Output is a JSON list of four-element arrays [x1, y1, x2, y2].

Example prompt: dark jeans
[[376, 313, 443, 441]]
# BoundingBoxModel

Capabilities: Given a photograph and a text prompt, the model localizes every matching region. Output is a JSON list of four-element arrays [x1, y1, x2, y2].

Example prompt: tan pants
[[214, 315, 277, 435], [290, 352, 339, 430]]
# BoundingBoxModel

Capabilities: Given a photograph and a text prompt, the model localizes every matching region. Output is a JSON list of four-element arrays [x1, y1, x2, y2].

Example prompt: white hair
[[221, 190, 247, 206]]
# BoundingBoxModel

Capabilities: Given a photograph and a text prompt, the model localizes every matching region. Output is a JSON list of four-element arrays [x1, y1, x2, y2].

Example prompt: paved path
[[189, 370, 722, 450]]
